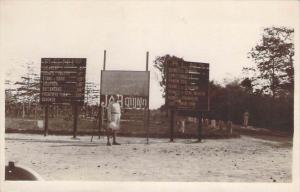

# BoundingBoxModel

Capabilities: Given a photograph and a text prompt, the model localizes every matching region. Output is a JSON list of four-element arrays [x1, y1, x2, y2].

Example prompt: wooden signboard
[[100, 70, 150, 97], [40, 58, 86, 105], [99, 69, 150, 143], [166, 60, 209, 112], [165, 59, 209, 142], [40, 58, 86, 138]]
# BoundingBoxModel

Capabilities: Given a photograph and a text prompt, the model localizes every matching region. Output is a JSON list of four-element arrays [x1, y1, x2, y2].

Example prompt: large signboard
[[100, 70, 150, 109], [166, 60, 209, 111], [40, 58, 86, 105], [100, 71, 149, 97]]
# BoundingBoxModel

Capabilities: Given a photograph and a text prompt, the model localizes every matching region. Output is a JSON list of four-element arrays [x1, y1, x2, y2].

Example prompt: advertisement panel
[[100, 71, 150, 97]]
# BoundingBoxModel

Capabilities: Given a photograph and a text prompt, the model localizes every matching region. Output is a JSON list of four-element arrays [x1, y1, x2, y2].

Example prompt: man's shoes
[[112, 142, 121, 145], [107, 142, 111, 146]]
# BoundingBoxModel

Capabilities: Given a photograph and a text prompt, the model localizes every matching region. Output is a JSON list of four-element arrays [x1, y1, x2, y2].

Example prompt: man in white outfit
[[106, 95, 121, 145]]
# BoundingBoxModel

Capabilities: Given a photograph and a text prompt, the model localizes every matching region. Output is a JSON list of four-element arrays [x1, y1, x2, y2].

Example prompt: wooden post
[[22, 102, 25, 118], [73, 104, 78, 138], [146, 51, 149, 71], [146, 51, 150, 144], [44, 105, 49, 136], [170, 109, 174, 142], [197, 113, 202, 142], [99, 50, 106, 138], [143, 108, 147, 143], [103, 50, 106, 70], [99, 105, 103, 139], [146, 99, 150, 144], [35, 104, 37, 120]]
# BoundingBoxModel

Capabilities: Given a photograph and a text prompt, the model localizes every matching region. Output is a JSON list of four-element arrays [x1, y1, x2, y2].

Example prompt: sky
[[0, 0, 299, 109]]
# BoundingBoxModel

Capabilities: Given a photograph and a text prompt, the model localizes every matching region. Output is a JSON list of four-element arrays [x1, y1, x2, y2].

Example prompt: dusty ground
[[4, 133, 292, 182]]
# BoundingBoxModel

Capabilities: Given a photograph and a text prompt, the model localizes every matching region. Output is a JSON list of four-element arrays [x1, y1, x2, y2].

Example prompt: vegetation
[[153, 55, 183, 98], [245, 27, 294, 97], [154, 27, 294, 132]]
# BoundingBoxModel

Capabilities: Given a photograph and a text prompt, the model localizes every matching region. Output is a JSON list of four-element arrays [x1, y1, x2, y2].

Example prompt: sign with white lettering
[[100, 95, 148, 109], [166, 60, 209, 111], [40, 58, 86, 105]]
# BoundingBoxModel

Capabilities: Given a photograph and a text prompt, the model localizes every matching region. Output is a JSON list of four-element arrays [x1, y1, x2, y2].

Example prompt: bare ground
[[4, 133, 292, 182]]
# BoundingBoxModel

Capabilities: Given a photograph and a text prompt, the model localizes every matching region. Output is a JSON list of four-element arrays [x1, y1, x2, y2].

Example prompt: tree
[[83, 81, 100, 118], [5, 80, 17, 104], [244, 27, 294, 128], [153, 54, 183, 98], [85, 82, 99, 105], [245, 26, 294, 98], [240, 78, 253, 93], [14, 62, 40, 118], [5, 79, 18, 117], [209, 79, 248, 123]]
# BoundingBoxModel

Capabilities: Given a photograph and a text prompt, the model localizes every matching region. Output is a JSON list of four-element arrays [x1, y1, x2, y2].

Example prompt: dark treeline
[[209, 80, 293, 132], [5, 101, 99, 120], [5, 80, 293, 132]]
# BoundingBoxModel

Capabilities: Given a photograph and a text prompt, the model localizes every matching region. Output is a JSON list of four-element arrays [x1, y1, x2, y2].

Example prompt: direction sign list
[[166, 60, 209, 111], [40, 58, 86, 105]]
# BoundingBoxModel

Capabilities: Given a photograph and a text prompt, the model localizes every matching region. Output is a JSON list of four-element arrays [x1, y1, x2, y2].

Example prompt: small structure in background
[[37, 120, 44, 129], [177, 117, 186, 133], [204, 118, 210, 127], [227, 121, 233, 134], [211, 119, 216, 129], [243, 111, 249, 128]]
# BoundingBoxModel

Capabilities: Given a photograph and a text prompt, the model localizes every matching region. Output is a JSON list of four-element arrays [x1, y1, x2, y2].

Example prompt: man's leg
[[113, 115, 121, 145], [106, 129, 112, 146], [112, 131, 120, 145]]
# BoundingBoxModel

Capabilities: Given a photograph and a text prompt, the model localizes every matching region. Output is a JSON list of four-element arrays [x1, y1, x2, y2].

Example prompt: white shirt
[[111, 102, 121, 114], [107, 102, 121, 121]]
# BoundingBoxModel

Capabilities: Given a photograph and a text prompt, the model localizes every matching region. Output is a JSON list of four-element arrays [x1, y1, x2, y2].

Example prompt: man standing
[[106, 95, 121, 145]]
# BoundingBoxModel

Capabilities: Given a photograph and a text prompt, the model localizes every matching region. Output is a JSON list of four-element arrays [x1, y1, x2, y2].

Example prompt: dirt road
[[4, 133, 292, 182]]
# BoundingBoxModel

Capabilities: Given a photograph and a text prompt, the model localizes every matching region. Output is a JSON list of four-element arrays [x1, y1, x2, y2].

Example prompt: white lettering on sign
[[41, 97, 56, 102], [42, 87, 62, 92], [101, 95, 147, 109], [40, 58, 86, 105], [124, 97, 147, 109]]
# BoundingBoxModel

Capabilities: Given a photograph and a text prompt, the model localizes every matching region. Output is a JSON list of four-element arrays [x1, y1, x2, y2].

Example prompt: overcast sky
[[1, 0, 299, 109]]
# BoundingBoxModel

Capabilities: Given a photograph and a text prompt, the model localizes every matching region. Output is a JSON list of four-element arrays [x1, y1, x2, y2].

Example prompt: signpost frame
[[165, 59, 209, 142], [40, 58, 86, 138]]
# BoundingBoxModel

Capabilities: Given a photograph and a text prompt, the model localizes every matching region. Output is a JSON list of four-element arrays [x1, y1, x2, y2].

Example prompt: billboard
[[40, 58, 86, 105], [166, 60, 209, 111], [100, 71, 150, 96], [100, 70, 150, 109]]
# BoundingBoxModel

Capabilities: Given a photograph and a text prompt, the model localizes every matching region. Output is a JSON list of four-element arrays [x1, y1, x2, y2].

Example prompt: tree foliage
[[85, 81, 100, 105], [153, 54, 183, 97], [245, 26, 294, 97], [14, 62, 40, 103], [209, 79, 293, 131]]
